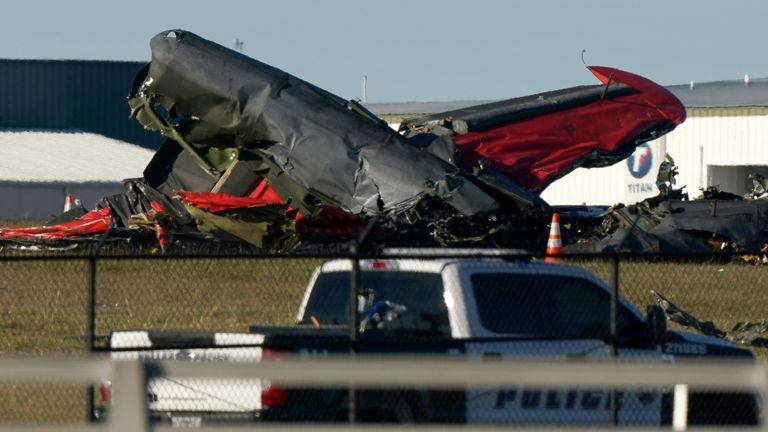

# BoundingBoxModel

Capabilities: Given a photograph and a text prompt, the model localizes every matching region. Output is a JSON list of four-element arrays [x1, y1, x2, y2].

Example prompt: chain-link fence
[[0, 249, 765, 427]]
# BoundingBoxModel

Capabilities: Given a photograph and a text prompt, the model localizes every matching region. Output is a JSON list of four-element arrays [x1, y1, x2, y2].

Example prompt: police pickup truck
[[101, 258, 758, 426]]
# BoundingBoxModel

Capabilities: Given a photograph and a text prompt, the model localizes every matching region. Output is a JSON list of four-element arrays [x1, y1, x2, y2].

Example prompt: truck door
[[460, 270, 662, 426]]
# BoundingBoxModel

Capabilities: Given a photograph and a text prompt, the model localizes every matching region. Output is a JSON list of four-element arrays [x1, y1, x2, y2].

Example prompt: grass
[[0, 257, 324, 355], [0, 385, 86, 423], [93, 257, 322, 334], [1, 254, 764, 356], [0, 219, 45, 228], [0, 255, 323, 422], [0, 250, 766, 421], [0, 259, 90, 355], [569, 257, 768, 359]]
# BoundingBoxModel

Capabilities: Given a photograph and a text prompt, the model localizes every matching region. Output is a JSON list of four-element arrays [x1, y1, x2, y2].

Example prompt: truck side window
[[470, 273, 633, 339], [302, 271, 450, 335]]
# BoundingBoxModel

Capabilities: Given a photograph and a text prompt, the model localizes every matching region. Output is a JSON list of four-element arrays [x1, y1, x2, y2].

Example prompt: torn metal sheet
[[176, 191, 293, 214], [652, 290, 768, 348], [101, 179, 193, 228], [402, 66, 686, 192], [0, 208, 112, 241], [651, 290, 726, 338], [655, 200, 768, 248], [129, 30, 503, 219], [729, 321, 768, 347], [129, 30, 682, 218], [567, 198, 768, 254], [184, 204, 298, 251], [565, 157, 768, 254]]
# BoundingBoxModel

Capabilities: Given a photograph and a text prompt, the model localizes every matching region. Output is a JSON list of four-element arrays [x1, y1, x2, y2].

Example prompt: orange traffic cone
[[545, 213, 563, 262], [64, 195, 74, 212]]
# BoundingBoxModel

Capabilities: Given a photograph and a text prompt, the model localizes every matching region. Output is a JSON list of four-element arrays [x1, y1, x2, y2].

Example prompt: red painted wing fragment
[[0, 208, 112, 241], [176, 189, 293, 214], [178, 189, 369, 238], [451, 66, 686, 192]]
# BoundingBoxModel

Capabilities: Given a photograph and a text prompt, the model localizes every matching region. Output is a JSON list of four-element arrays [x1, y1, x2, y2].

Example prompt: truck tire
[[663, 391, 758, 426], [687, 392, 759, 426]]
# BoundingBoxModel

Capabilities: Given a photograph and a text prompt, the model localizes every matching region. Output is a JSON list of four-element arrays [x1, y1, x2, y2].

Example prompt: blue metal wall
[[0, 60, 161, 149]]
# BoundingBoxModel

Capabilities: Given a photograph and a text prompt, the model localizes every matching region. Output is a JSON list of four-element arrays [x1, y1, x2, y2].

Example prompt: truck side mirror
[[645, 304, 667, 346]]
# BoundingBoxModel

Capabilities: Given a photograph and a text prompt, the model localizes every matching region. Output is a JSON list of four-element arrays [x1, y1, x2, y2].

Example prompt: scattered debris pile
[[730, 321, 768, 347], [0, 29, 686, 252], [652, 290, 768, 348], [651, 290, 725, 338], [565, 156, 768, 255]]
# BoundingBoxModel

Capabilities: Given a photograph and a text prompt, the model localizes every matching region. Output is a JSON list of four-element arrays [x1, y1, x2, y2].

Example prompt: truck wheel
[[688, 392, 759, 425]]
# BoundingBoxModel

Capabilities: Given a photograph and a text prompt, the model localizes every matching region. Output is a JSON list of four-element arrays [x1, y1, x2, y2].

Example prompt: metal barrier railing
[[0, 356, 765, 432]]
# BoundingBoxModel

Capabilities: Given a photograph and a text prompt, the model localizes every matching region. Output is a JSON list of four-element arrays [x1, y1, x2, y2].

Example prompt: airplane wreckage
[[2, 29, 768, 255]]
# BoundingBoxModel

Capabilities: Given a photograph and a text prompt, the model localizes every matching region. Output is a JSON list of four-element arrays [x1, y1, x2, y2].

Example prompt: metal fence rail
[[0, 356, 765, 432], [2, 251, 768, 424]]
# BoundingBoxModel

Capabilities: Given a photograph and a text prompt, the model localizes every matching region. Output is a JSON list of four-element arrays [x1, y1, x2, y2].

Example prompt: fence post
[[609, 253, 620, 427], [86, 229, 111, 422], [86, 255, 97, 422], [346, 216, 378, 424], [762, 364, 768, 432], [109, 361, 149, 432], [348, 241, 360, 424], [672, 383, 689, 431]]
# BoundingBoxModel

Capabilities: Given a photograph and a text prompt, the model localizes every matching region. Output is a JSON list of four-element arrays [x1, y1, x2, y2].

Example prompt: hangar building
[[0, 60, 157, 219], [0, 130, 154, 219], [369, 76, 768, 206]]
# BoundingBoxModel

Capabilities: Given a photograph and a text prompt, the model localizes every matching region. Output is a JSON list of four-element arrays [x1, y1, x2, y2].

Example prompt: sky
[[1, 0, 767, 103]]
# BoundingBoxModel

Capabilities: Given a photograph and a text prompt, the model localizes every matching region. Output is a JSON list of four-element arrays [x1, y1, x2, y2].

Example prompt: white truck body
[[299, 259, 663, 425], [107, 332, 265, 419], [104, 258, 755, 426]]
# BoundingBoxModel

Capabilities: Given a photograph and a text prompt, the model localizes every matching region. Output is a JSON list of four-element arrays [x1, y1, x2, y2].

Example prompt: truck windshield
[[301, 271, 449, 335], [471, 273, 637, 339]]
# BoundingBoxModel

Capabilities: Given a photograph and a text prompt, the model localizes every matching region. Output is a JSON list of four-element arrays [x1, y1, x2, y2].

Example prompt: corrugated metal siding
[[543, 109, 768, 205], [687, 107, 768, 117], [541, 139, 666, 206], [0, 60, 160, 149], [666, 110, 768, 195], [0, 61, 65, 127], [669, 120, 704, 195]]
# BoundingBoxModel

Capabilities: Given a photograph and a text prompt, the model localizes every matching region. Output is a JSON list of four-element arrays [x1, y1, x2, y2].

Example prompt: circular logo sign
[[627, 143, 653, 179]]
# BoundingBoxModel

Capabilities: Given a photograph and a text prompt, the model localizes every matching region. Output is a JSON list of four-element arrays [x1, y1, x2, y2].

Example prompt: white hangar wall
[[540, 138, 667, 206], [0, 182, 126, 219], [0, 130, 154, 220], [671, 108, 768, 196], [541, 108, 768, 206]]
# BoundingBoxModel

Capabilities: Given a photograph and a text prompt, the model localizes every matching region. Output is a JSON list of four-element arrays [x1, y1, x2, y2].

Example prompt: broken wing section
[[402, 66, 686, 193], [129, 29, 501, 219], [0, 208, 112, 242]]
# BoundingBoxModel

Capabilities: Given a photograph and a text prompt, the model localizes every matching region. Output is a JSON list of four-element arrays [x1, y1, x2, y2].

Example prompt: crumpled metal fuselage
[[129, 30, 505, 220], [129, 30, 685, 224]]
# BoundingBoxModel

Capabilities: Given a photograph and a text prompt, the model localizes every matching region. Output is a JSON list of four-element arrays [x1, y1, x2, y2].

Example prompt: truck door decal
[[494, 389, 618, 410]]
